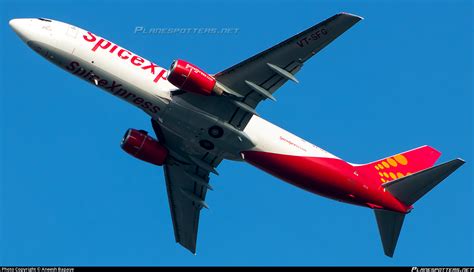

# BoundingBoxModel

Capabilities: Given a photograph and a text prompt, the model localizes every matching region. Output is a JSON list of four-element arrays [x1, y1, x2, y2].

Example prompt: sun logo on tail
[[374, 154, 411, 183]]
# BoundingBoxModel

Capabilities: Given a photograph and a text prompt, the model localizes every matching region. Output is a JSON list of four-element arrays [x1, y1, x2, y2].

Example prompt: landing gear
[[199, 140, 214, 150], [208, 126, 223, 138]]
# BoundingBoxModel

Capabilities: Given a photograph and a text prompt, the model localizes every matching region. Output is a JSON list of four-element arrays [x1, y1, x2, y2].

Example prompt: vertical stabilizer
[[354, 145, 441, 184]]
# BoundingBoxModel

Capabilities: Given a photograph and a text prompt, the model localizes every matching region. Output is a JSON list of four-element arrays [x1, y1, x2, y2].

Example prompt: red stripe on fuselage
[[242, 151, 410, 213]]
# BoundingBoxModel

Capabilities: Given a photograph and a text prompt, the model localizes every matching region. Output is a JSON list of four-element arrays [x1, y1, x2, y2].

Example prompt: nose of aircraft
[[9, 18, 31, 42]]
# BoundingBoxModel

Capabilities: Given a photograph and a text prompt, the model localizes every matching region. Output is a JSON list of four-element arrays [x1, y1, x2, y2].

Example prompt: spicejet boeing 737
[[9, 13, 465, 257]]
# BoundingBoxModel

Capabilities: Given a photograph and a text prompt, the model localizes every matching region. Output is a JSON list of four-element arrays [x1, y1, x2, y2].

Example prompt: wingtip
[[449, 158, 466, 167], [178, 241, 197, 255], [339, 12, 364, 20], [456, 158, 466, 164]]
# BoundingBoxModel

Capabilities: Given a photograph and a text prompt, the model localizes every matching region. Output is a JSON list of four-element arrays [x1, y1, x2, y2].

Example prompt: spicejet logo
[[82, 32, 166, 84]]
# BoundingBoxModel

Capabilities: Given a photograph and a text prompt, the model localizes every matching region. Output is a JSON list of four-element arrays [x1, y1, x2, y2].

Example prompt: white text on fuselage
[[82, 32, 167, 84]]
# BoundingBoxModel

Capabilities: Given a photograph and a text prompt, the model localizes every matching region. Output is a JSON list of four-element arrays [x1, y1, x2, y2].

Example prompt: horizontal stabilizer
[[374, 209, 405, 257], [382, 158, 465, 206]]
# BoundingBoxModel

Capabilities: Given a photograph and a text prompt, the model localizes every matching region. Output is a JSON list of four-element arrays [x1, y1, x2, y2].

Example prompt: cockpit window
[[38, 18, 52, 22]]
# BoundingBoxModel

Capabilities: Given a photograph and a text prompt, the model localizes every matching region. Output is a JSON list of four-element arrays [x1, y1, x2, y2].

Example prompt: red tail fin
[[355, 146, 441, 184]]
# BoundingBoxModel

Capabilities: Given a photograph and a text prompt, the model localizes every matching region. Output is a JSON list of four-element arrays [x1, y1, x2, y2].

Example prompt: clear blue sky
[[1, 0, 472, 266]]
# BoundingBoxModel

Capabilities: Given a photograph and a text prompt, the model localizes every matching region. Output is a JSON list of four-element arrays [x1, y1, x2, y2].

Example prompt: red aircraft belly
[[242, 151, 410, 213]]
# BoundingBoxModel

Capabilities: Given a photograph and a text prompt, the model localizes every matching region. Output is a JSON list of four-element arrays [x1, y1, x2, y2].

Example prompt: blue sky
[[1, 0, 472, 266]]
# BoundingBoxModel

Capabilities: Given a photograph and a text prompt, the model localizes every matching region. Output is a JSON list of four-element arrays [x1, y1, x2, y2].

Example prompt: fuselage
[[10, 18, 410, 214]]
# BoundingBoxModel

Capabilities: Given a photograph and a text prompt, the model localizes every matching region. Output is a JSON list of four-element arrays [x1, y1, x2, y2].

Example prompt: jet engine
[[121, 129, 168, 166], [167, 59, 225, 96]]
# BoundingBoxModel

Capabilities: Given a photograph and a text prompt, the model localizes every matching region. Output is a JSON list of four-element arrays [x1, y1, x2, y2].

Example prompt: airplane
[[9, 13, 465, 257]]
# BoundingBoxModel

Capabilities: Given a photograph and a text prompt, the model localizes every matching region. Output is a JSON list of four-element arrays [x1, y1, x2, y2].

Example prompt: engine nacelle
[[167, 59, 224, 96], [121, 129, 168, 166]]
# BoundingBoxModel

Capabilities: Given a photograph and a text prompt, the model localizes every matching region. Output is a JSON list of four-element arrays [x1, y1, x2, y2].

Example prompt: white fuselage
[[10, 18, 338, 165]]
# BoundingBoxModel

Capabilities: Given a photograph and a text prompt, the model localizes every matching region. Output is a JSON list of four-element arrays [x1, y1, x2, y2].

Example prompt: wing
[[214, 12, 363, 109], [152, 119, 222, 254], [163, 164, 211, 253], [172, 13, 363, 130]]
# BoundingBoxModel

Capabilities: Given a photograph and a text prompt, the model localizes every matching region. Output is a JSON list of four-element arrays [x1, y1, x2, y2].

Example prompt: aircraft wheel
[[199, 140, 214, 150], [208, 126, 224, 138]]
